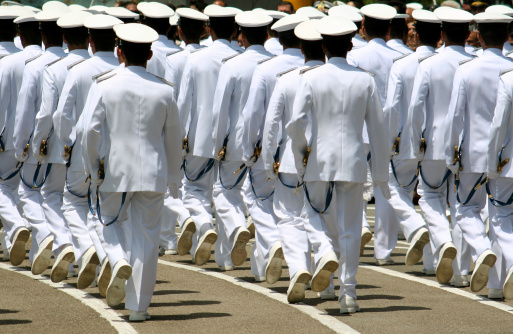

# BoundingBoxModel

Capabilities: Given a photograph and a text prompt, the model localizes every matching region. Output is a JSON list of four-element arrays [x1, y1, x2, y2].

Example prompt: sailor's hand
[[266, 169, 277, 180], [447, 163, 459, 175], [374, 181, 391, 200], [414, 150, 424, 162], [244, 158, 254, 168], [15, 150, 28, 162], [169, 183, 179, 199], [33, 151, 44, 163]]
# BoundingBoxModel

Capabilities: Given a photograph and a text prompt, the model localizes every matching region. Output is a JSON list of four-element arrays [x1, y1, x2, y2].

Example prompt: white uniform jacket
[[385, 45, 435, 161], [13, 46, 66, 163], [165, 43, 203, 99], [241, 48, 304, 162], [212, 44, 273, 162], [231, 40, 244, 53], [147, 35, 181, 77], [262, 60, 324, 175], [83, 66, 182, 192], [177, 39, 239, 159], [503, 41, 513, 56], [352, 33, 367, 50], [445, 48, 513, 173], [32, 49, 90, 164], [264, 37, 283, 56], [386, 39, 414, 55], [410, 45, 474, 161], [287, 57, 388, 183], [0, 41, 20, 57]]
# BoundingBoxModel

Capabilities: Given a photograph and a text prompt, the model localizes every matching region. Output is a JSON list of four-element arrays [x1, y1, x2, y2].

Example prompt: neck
[[444, 40, 465, 47], [67, 44, 88, 51], [184, 39, 200, 45], [305, 58, 325, 64]]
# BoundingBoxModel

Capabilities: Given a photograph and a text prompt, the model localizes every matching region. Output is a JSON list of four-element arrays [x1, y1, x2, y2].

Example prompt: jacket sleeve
[[83, 87, 105, 181], [366, 78, 389, 183], [488, 78, 512, 176], [0, 63, 11, 132], [32, 68, 58, 161], [408, 64, 429, 157], [384, 63, 403, 153], [165, 54, 179, 100], [211, 63, 234, 158], [444, 68, 465, 167], [53, 71, 78, 149], [13, 65, 38, 160], [262, 80, 285, 172], [164, 91, 183, 184], [177, 59, 194, 137]]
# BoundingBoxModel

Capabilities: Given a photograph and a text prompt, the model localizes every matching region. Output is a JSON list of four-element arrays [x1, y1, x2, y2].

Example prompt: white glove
[[374, 181, 391, 200], [266, 169, 277, 180], [244, 158, 254, 168], [169, 183, 179, 199], [487, 169, 499, 180], [89, 177, 103, 204], [447, 163, 460, 175], [14, 150, 28, 162], [33, 150, 44, 163]]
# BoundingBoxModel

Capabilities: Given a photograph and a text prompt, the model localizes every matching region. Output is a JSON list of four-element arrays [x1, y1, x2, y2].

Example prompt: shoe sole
[[360, 231, 372, 256], [51, 251, 75, 283], [77, 252, 100, 289], [106, 265, 132, 307], [287, 272, 311, 303], [31, 240, 53, 275], [10, 229, 29, 266], [405, 231, 429, 266], [265, 247, 284, 285], [99, 262, 112, 297], [436, 246, 456, 284], [195, 232, 217, 266], [311, 259, 338, 292], [231, 230, 250, 266], [471, 253, 496, 292], [375, 259, 395, 266], [177, 221, 196, 256]]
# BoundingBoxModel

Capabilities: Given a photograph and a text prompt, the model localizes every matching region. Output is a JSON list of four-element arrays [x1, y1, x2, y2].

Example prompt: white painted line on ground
[[158, 259, 359, 334], [360, 264, 513, 314], [0, 263, 137, 334]]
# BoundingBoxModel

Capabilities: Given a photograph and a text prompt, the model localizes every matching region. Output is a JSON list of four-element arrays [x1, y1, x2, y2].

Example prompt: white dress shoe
[[488, 288, 504, 299], [254, 275, 266, 282], [470, 250, 496, 292], [129, 310, 151, 322], [31, 235, 54, 275], [421, 267, 436, 275], [2, 248, 9, 261], [195, 229, 217, 266], [436, 241, 457, 284], [318, 289, 336, 300], [177, 218, 196, 255], [219, 265, 234, 271], [10, 227, 30, 266], [360, 227, 372, 256], [405, 227, 430, 266], [159, 246, 178, 255], [230, 227, 250, 266], [98, 259, 112, 297], [311, 250, 339, 292], [287, 270, 311, 303], [375, 256, 395, 266], [503, 266, 513, 299], [265, 242, 284, 284], [77, 247, 100, 289], [106, 258, 132, 307], [340, 295, 360, 314], [450, 275, 469, 287], [51, 246, 75, 283]]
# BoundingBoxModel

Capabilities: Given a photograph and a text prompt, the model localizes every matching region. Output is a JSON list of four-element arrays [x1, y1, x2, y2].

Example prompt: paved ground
[[1, 206, 513, 333]]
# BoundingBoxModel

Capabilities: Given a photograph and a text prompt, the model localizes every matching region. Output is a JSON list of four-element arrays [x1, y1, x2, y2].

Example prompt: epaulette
[[506, 50, 513, 57], [190, 46, 207, 54], [166, 49, 183, 57], [276, 67, 297, 78], [25, 54, 42, 65], [154, 75, 175, 87], [356, 66, 375, 77], [67, 58, 87, 70], [222, 52, 241, 63], [258, 55, 276, 65], [418, 53, 435, 63], [500, 68, 513, 76], [459, 57, 476, 66], [300, 64, 322, 75], [45, 56, 64, 68], [92, 69, 114, 80], [393, 53, 409, 63], [96, 72, 117, 83]]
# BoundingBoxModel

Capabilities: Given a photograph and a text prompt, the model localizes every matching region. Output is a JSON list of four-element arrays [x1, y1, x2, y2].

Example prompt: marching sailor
[[328, 4, 367, 50], [263, 10, 288, 55], [387, 12, 414, 55]]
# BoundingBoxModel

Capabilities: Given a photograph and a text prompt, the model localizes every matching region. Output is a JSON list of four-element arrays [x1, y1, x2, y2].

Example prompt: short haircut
[[363, 16, 390, 39], [241, 26, 268, 45], [0, 19, 16, 42], [441, 22, 469, 45], [301, 39, 324, 60], [279, 32, 300, 48], [478, 22, 508, 46], [89, 28, 117, 52], [322, 34, 352, 57], [18, 21, 42, 46], [40, 21, 63, 47], [416, 21, 441, 47], [62, 27, 88, 47], [141, 17, 170, 35], [209, 16, 235, 40], [389, 18, 406, 39], [179, 17, 205, 41], [119, 40, 151, 66], [278, 1, 294, 12], [167, 25, 178, 40]]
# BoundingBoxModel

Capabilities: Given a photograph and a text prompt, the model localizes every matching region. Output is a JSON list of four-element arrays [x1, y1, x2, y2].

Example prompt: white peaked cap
[[1, 1, 22, 6], [316, 16, 357, 36], [485, 5, 513, 17], [88, 5, 109, 13], [105, 7, 139, 19], [114, 22, 158, 43], [434, 7, 474, 23], [474, 12, 513, 24], [169, 14, 178, 26], [361, 4, 397, 20], [205, 4, 238, 17], [412, 9, 442, 23], [69, 4, 87, 11], [35, 10, 65, 22], [176, 8, 209, 21], [271, 13, 309, 32], [296, 6, 327, 19], [14, 14, 37, 23], [137, 2, 174, 18], [84, 14, 123, 29], [23, 6, 41, 13], [265, 10, 289, 19], [406, 2, 423, 10], [294, 19, 322, 41], [329, 5, 363, 22], [0, 6, 20, 19], [57, 10, 92, 28], [235, 11, 273, 28], [42, 1, 70, 13]]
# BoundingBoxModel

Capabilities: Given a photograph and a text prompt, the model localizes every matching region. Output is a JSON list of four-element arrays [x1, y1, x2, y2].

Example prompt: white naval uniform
[[31, 49, 90, 258], [241, 47, 305, 277], [352, 33, 367, 50], [178, 39, 239, 250], [288, 57, 389, 300], [83, 66, 182, 312], [445, 48, 513, 262], [0, 45, 39, 253], [211, 44, 274, 267], [146, 34, 181, 79], [347, 38, 402, 260], [0, 41, 19, 57], [165, 43, 203, 100], [12, 46, 66, 261], [52, 51, 119, 266], [231, 40, 244, 53], [200, 36, 213, 47], [386, 39, 414, 55], [503, 41, 513, 56], [264, 37, 283, 56], [262, 60, 324, 279], [410, 45, 474, 257], [14, 36, 23, 50]]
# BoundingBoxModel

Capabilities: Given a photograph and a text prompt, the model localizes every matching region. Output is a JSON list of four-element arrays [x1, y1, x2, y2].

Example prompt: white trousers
[[92, 191, 164, 312], [448, 174, 471, 276], [304, 181, 362, 300], [159, 188, 190, 250]]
